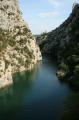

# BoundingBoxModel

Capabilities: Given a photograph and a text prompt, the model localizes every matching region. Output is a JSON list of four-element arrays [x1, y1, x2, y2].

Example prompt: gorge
[[0, 0, 79, 120]]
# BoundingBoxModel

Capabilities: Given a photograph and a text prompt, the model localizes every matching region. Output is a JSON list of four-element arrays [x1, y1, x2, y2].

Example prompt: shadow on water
[[0, 58, 75, 120], [0, 67, 38, 119], [61, 92, 79, 120]]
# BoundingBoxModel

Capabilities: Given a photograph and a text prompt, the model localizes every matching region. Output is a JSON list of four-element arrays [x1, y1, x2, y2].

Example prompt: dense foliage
[[59, 4, 79, 86], [37, 4, 79, 87]]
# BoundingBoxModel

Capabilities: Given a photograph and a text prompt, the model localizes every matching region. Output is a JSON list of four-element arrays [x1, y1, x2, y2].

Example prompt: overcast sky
[[19, 0, 79, 34]]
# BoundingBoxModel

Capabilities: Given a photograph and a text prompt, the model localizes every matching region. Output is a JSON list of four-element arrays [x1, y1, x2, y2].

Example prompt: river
[[0, 58, 72, 120]]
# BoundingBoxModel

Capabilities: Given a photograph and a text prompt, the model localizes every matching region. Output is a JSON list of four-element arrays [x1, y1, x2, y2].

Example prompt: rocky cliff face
[[38, 4, 79, 58], [0, 0, 42, 88], [38, 4, 79, 85], [38, 10, 72, 58]]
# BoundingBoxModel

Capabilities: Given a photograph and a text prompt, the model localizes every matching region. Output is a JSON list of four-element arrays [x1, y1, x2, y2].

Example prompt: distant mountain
[[36, 4, 79, 86], [0, 0, 42, 88]]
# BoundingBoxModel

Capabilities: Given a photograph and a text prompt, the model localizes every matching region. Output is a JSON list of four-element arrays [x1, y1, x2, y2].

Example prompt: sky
[[19, 0, 79, 34]]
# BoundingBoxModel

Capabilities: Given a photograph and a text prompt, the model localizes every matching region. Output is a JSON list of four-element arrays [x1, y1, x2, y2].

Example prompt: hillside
[[0, 0, 42, 88], [37, 4, 79, 86]]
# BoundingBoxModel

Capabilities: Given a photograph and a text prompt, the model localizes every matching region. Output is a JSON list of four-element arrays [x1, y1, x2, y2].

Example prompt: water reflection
[[0, 64, 39, 116], [0, 59, 72, 120], [62, 92, 79, 120]]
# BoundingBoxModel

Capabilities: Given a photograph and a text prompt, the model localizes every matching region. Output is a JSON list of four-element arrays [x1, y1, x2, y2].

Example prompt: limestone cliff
[[0, 0, 42, 88]]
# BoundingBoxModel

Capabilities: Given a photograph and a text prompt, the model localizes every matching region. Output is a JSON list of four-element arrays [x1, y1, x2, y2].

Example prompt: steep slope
[[0, 0, 42, 88], [38, 9, 73, 58], [37, 4, 79, 85]]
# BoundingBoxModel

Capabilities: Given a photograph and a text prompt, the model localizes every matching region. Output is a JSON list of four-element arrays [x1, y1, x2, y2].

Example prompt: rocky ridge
[[37, 4, 79, 86], [0, 0, 42, 88]]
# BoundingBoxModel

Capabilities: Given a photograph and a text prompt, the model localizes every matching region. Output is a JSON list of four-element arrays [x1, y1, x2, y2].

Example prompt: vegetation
[[56, 4, 79, 87], [0, 29, 8, 52], [36, 31, 47, 42], [37, 4, 79, 87], [0, 28, 16, 52], [62, 93, 79, 120]]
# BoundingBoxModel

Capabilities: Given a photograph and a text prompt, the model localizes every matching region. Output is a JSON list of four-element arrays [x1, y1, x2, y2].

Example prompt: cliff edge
[[0, 0, 42, 88]]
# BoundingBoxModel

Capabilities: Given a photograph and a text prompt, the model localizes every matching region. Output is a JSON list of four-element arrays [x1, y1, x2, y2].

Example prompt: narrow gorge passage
[[0, 57, 72, 120]]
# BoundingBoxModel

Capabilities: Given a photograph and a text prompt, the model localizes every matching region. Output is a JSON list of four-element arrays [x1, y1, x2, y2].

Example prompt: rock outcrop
[[0, 0, 42, 88], [37, 4, 79, 85]]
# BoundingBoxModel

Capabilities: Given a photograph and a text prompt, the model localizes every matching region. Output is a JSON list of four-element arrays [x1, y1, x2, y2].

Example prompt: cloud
[[48, 0, 65, 9], [38, 11, 58, 18], [48, 0, 60, 8]]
